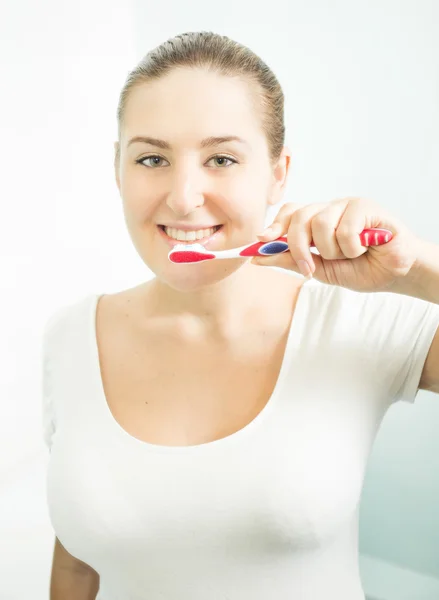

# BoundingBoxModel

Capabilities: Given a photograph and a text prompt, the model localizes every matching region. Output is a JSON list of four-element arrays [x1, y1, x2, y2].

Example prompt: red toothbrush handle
[[278, 227, 393, 248], [311, 227, 393, 248], [239, 227, 393, 258]]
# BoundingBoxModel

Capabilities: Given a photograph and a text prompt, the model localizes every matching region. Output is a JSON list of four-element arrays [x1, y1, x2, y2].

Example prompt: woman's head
[[114, 31, 291, 291]]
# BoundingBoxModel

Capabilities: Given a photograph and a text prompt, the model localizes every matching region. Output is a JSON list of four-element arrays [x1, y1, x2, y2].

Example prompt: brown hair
[[115, 31, 285, 165]]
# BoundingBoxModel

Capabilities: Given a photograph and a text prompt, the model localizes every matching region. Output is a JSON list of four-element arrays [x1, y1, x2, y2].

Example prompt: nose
[[166, 164, 204, 217]]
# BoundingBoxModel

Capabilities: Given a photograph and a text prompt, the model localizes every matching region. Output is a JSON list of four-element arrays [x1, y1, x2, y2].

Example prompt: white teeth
[[164, 226, 218, 241]]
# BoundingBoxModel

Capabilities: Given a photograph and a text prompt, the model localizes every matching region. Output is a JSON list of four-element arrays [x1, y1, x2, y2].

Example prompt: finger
[[309, 204, 346, 260], [286, 204, 328, 273], [257, 203, 303, 240], [335, 198, 372, 258], [251, 251, 315, 279]]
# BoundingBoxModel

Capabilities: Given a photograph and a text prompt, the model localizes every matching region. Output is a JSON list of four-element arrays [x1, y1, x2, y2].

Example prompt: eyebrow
[[127, 135, 248, 150]]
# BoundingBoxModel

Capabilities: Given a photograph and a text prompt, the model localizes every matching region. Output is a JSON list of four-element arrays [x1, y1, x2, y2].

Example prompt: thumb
[[251, 252, 315, 278]]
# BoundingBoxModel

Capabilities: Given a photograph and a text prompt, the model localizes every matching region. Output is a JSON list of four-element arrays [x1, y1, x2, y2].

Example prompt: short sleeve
[[310, 282, 439, 407], [383, 293, 439, 404]]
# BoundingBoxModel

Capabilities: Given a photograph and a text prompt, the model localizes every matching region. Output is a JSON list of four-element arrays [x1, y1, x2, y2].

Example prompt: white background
[[0, 0, 438, 598]]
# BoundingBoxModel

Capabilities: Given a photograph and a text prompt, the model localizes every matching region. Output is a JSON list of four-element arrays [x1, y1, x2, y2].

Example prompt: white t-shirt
[[41, 279, 439, 600]]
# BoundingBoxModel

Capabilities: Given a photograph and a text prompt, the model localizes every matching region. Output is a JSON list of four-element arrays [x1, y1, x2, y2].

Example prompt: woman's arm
[[49, 537, 100, 600]]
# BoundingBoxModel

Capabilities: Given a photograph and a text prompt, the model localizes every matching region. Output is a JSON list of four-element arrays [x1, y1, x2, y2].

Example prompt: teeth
[[164, 226, 218, 241]]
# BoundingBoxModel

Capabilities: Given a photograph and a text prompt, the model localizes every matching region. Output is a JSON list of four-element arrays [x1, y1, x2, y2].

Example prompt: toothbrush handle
[[312, 227, 393, 248], [241, 227, 393, 257]]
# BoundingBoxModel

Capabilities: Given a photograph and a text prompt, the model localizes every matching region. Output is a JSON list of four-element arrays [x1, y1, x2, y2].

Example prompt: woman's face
[[115, 67, 290, 291]]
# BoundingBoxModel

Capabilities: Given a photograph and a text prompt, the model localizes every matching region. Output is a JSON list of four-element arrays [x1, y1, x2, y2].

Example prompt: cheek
[[222, 178, 270, 219], [224, 189, 269, 223], [120, 164, 158, 209], [122, 187, 159, 221]]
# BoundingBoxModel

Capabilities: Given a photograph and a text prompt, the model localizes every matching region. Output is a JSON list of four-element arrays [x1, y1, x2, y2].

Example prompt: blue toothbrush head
[[258, 240, 289, 255]]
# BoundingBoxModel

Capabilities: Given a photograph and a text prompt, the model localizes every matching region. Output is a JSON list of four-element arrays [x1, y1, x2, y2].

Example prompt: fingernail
[[297, 260, 312, 277], [257, 226, 273, 237]]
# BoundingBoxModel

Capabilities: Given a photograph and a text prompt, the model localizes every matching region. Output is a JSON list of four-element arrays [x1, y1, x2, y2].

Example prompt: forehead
[[123, 68, 264, 141]]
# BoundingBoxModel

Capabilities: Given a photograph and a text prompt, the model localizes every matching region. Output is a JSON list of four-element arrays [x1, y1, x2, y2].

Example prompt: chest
[[96, 303, 291, 447], [53, 349, 371, 563]]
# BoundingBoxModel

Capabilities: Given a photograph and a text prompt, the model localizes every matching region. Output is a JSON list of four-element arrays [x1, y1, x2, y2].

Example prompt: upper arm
[[53, 537, 96, 574], [419, 324, 439, 394], [50, 538, 99, 600]]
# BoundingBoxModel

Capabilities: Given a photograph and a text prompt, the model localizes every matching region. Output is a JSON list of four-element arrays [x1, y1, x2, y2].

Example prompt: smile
[[158, 224, 223, 243]]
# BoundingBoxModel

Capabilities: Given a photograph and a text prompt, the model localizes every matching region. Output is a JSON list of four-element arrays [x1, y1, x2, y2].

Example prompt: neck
[[143, 263, 298, 337]]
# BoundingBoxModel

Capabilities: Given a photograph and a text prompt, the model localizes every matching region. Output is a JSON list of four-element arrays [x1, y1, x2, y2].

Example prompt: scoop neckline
[[88, 278, 314, 455]]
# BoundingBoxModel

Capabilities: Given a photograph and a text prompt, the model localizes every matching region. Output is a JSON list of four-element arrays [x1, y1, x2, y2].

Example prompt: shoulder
[[42, 292, 99, 350], [295, 279, 439, 333], [95, 283, 147, 326]]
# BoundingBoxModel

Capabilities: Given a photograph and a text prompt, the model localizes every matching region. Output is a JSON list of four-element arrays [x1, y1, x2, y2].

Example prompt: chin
[[151, 258, 249, 292]]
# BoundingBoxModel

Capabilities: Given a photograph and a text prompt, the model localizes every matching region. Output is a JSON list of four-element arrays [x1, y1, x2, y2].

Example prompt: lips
[[158, 224, 222, 231], [161, 224, 221, 242], [157, 224, 224, 248]]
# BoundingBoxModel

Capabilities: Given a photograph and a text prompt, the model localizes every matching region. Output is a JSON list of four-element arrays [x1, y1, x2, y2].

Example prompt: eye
[[207, 154, 237, 168], [136, 155, 169, 168], [136, 154, 237, 169]]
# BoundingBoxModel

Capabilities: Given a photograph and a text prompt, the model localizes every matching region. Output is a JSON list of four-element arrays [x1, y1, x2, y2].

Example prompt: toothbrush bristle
[[169, 251, 215, 263], [169, 244, 214, 263]]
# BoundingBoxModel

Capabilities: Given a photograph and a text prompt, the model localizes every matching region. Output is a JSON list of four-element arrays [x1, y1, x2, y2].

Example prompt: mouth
[[157, 224, 223, 246]]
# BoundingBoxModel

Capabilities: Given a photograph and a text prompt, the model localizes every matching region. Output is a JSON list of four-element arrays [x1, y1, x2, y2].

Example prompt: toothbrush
[[168, 227, 393, 264]]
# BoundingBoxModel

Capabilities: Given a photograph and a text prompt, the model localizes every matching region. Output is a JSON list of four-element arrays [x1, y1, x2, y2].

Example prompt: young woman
[[43, 31, 439, 600]]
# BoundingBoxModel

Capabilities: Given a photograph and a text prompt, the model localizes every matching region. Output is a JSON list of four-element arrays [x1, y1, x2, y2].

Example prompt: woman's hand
[[252, 197, 423, 293]]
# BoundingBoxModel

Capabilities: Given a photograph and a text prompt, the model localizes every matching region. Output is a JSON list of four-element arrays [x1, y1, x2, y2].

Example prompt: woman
[[42, 31, 439, 600]]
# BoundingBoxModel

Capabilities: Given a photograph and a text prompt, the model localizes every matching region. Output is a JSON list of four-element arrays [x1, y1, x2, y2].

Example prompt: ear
[[114, 141, 121, 192], [267, 146, 292, 207]]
